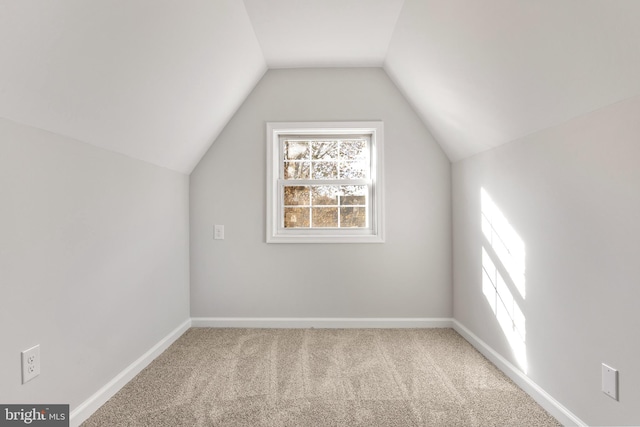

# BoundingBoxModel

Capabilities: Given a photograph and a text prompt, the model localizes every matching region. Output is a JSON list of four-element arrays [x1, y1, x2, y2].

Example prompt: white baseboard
[[191, 317, 454, 329], [452, 320, 586, 427], [69, 318, 192, 427]]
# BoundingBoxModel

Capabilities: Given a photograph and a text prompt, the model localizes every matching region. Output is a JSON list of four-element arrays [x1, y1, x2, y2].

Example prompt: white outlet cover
[[21, 344, 40, 384], [214, 224, 225, 240], [602, 363, 618, 401]]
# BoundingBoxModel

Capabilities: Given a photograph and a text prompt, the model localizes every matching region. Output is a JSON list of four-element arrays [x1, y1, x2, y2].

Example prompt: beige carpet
[[82, 328, 560, 426]]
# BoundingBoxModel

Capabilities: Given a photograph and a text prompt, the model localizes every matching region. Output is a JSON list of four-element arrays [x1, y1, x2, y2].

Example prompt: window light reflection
[[481, 188, 527, 373]]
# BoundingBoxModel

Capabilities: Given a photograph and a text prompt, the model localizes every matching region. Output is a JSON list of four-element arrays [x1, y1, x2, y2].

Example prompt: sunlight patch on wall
[[481, 188, 526, 298], [482, 248, 527, 372], [481, 188, 527, 373]]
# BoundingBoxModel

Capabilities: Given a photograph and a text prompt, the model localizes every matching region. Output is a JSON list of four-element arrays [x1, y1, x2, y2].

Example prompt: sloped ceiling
[[1, 0, 639, 173], [0, 0, 266, 173], [385, 0, 640, 161]]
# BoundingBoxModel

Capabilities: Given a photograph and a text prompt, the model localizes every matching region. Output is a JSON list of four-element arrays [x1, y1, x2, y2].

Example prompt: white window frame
[[266, 121, 385, 244]]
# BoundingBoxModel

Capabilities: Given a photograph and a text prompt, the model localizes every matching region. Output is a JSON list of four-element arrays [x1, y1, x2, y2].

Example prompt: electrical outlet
[[21, 345, 40, 384]]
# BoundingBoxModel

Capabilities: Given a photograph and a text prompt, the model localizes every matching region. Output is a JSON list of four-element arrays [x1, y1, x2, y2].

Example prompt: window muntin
[[283, 184, 368, 228], [281, 137, 370, 230], [267, 122, 384, 243], [283, 138, 370, 180]]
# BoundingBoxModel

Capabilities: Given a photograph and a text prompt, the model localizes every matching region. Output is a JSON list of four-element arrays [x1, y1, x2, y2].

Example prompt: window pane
[[284, 141, 309, 160], [312, 207, 338, 228], [311, 186, 339, 205], [284, 186, 310, 206], [312, 161, 338, 179], [339, 139, 368, 160], [340, 185, 367, 205], [339, 160, 369, 179], [340, 207, 367, 228], [284, 207, 310, 228], [284, 161, 310, 179], [312, 141, 339, 160]]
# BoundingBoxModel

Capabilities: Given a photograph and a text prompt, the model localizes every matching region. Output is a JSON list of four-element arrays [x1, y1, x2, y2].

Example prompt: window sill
[[266, 233, 385, 244]]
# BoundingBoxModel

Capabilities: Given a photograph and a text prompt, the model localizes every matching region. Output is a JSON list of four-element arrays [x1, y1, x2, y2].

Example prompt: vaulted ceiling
[[2, 0, 639, 173]]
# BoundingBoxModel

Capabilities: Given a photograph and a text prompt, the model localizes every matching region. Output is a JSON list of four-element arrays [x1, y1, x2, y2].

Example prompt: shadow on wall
[[480, 188, 528, 374]]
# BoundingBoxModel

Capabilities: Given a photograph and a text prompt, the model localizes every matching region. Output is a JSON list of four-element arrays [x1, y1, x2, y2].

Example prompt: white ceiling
[[0, 0, 266, 173], [385, 0, 640, 161], [244, 0, 405, 68], [1, 0, 639, 172]]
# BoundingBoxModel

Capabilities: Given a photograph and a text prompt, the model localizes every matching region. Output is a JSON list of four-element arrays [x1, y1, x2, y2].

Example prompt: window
[[266, 122, 384, 243]]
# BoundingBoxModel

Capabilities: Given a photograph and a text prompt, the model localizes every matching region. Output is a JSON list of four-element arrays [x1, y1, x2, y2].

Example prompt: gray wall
[[0, 118, 190, 410], [190, 68, 452, 318], [452, 95, 640, 425]]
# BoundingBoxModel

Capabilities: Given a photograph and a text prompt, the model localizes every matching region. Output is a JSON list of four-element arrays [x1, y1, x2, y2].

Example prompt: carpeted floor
[[82, 328, 560, 426]]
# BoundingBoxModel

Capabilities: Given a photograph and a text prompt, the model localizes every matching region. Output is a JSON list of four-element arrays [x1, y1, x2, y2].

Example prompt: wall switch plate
[[214, 225, 224, 240], [21, 345, 40, 384], [602, 363, 618, 401]]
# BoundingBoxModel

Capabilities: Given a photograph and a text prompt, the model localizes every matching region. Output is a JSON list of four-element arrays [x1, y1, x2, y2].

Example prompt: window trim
[[266, 121, 385, 244]]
